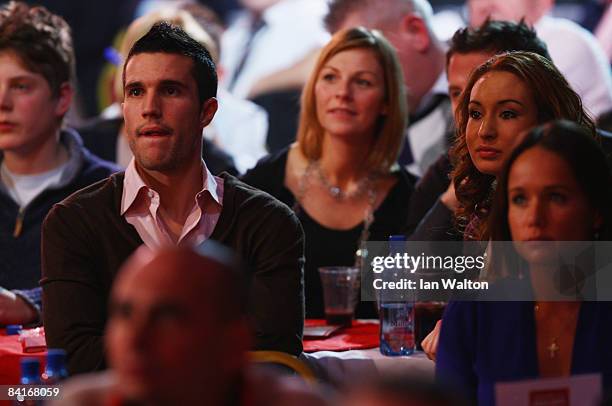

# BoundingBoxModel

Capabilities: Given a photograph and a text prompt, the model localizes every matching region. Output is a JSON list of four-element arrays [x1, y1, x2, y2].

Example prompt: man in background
[[54, 244, 325, 406], [0, 1, 118, 324], [221, 0, 329, 99]]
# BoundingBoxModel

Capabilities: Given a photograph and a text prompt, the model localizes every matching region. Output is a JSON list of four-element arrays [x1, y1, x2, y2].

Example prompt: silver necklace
[[293, 161, 378, 267], [312, 161, 375, 201]]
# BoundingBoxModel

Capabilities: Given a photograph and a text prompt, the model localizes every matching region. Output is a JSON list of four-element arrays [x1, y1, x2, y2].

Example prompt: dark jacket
[[404, 153, 458, 240], [0, 129, 119, 295], [41, 172, 305, 374]]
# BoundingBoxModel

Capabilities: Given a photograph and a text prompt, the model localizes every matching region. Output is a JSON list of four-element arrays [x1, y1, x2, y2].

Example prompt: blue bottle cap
[[389, 235, 407, 241], [20, 358, 40, 381], [46, 349, 67, 371], [6, 324, 22, 335]]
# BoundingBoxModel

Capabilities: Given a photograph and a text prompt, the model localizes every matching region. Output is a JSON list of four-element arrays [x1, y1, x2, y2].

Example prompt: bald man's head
[[106, 244, 249, 406], [468, 0, 554, 27], [114, 245, 246, 322]]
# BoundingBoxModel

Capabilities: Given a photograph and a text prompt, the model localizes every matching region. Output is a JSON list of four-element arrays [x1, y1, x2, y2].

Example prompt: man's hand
[[0, 288, 37, 325], [421, 319, 442, 361]]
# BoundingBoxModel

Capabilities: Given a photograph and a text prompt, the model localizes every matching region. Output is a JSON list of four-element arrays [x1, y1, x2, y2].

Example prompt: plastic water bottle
[[379, 235, 415, 356], [15, 358, 41, 405], [43, 349, 68, 384], [20, 358, 41, 385]]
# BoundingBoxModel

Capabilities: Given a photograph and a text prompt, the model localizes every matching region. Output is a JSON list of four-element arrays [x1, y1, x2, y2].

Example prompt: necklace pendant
[[330, 186, 342, 199], [548, 339, 560, 358], [355, 247, 368, 259]]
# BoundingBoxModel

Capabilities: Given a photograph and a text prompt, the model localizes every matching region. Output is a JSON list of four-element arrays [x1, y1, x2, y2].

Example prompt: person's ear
[[398, 14, 430, 53], [199, 97, 218, 128], [54, 82, 73, 118]]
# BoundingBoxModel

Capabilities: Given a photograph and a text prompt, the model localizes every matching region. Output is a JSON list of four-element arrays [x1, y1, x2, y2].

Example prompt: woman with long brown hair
[[421, 50, 597, 359], [450, 50, 596, 240]]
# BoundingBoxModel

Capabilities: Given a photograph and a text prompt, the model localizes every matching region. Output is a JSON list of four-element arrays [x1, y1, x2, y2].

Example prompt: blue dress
[[436, 300, 612, 405]]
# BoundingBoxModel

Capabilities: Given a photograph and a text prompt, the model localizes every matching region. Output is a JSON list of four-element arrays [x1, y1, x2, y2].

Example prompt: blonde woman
[[242, 27, 415, 318]]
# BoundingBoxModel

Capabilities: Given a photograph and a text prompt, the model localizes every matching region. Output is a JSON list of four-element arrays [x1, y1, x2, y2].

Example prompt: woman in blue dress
[[436, 120, 612, 405]]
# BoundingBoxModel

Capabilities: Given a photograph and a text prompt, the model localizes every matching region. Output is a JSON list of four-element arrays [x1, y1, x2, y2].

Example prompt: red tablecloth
[[0, 329, 47, 385], [303, 319, 379, 352]]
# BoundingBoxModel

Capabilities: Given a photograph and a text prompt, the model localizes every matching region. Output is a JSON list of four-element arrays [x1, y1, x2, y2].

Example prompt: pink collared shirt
[[121, 159, 224, 248]]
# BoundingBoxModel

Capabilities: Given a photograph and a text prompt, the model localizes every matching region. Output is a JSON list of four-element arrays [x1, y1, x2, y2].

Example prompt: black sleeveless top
[[242, 148, 416, 318]]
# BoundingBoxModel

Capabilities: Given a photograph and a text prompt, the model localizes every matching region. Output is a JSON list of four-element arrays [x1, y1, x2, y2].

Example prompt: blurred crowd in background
[[2, 1, 612, 404], [4, 0, 610, 171]]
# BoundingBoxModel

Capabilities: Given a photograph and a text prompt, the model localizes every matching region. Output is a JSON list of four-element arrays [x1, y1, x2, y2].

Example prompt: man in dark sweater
[[0, 2, 119, 325], [41, 22, 305, 375]]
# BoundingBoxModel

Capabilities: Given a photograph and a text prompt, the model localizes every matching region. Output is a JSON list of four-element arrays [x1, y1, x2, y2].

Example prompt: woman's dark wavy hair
[[450, 51, 597, 240], [490, 120, 612, 242]]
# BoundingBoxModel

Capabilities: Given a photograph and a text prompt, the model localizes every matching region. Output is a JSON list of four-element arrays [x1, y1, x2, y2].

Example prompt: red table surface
[[2, 322, 377, 380], [0, 329, 47, 386], [303, 319, 379, 352]]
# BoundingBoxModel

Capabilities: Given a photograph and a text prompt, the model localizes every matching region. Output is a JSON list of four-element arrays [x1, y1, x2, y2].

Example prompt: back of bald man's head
[[116, 242, 247, 324]]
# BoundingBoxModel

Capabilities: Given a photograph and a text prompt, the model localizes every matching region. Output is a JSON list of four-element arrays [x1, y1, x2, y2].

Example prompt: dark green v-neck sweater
[[41, 172, 304, 375]]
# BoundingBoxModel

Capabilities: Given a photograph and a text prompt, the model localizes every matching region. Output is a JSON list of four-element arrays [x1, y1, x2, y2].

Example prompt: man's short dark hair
[[0, 1, 75, 97], [124, 21, 217, 105], [447, 19, 550, 67]]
